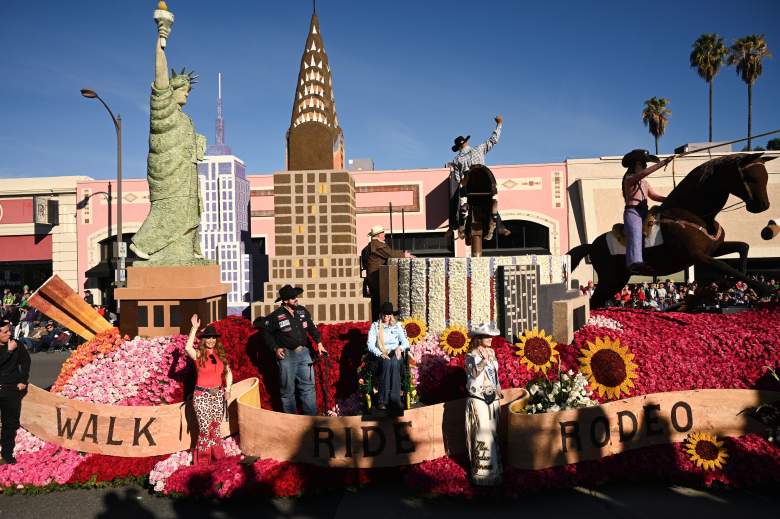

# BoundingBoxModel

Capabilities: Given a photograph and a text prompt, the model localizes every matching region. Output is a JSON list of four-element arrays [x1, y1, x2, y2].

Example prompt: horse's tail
[[567, 243, 591, 271]]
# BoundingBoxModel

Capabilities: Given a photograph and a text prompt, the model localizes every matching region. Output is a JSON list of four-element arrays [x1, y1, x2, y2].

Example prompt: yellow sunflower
[[685, 432, 729, 470], [403, 317, 427, 345], [579, 336, 638, 399], [515, 328, 558, 374], [440, 324, 470, 356]]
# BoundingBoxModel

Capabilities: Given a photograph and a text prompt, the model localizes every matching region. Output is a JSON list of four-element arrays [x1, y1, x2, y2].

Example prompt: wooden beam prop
[[20, 378, 258, 457], [506, 389, 779, 470], [27, 275, 114, 341]]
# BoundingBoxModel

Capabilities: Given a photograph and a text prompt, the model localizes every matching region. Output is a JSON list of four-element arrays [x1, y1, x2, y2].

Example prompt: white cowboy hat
[[469, 323, 500, 337], [368, 225, 386, 237]]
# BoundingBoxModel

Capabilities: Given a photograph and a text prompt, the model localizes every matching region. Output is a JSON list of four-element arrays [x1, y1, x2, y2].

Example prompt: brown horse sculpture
[[461, 165, 498, 257], [568, 153, 774, 308]]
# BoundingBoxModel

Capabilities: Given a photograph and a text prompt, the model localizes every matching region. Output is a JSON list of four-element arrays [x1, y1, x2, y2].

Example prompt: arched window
[[481, 219, 550, 255]]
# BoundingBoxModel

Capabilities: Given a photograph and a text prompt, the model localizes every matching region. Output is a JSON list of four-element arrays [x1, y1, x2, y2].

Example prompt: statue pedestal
[[115, 264, 229, 337]]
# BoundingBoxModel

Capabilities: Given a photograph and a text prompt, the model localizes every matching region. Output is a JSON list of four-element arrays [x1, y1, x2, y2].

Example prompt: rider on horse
[[448, 115, 510, 240], [621, 149, 673, 275]]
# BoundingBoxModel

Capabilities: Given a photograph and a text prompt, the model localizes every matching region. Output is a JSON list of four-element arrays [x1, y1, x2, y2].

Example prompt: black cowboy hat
[[275, 284, 304, 303], [380, 301, 400, 316], [621, 149, 660, 168], [452, 135, 471, 152], [200, 325, 220, 338]]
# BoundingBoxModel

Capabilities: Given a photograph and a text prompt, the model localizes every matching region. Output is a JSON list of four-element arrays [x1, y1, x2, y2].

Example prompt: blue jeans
[[278, 347, 317, 415], [623, 206, 647, 267], [376, 354, 404, 409]]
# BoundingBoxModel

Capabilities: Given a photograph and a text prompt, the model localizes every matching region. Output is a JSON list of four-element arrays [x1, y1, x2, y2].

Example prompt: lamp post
[[80, 89, 125, 289], [76, 188, 113, 308]]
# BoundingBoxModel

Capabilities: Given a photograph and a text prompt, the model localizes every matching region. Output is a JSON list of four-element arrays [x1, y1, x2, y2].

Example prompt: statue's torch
[[154, 1, 174, 49]]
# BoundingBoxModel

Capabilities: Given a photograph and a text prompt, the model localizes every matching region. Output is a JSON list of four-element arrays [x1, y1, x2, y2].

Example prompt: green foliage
[[767, 138, 780, 151], [728, 34, 772, 86], [690, 33, 728, 82]]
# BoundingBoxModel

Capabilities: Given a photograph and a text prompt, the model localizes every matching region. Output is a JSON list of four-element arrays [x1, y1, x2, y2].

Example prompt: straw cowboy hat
[[368, 225, 386, 237], [469, 323, 500, 337]]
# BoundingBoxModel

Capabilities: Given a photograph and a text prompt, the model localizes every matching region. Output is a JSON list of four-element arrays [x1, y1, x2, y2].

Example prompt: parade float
[[3, 1, 779, 500]]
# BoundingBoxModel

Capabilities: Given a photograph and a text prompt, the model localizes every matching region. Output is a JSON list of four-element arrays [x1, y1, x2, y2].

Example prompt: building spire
[[286, 8, 344, 170], [216, 72, 225, 146], [206, 72, 232, 156]]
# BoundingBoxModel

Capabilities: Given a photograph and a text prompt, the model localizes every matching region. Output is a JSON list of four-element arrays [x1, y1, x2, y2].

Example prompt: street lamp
[[80, 88, 125, 288]]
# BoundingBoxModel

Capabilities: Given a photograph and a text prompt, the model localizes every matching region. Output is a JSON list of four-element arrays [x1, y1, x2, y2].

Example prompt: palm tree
[[728, 34, 772, 150], [690, 34, 728, 142], [642, 97, 672, 154]]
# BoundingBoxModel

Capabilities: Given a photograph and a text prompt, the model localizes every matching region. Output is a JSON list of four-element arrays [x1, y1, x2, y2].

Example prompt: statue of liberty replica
[[129, 1, 208, 266]]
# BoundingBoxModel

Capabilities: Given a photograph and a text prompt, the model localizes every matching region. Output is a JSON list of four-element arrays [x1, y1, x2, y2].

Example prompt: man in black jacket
[[259, 286, 327, 415], [0, 319, 30, 464]]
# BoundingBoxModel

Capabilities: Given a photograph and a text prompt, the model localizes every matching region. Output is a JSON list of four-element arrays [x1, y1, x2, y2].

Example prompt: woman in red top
[[186, 314, 233, 465]]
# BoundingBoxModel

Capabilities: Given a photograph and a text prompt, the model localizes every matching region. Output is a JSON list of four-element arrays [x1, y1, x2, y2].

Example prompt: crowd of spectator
[[1, 286, 116, 353], [580, 276, 780, 311]]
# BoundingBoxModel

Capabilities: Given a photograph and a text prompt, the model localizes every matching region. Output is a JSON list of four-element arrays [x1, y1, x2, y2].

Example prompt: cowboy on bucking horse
[[447, 115, 511, 241], [621, 149, 674, 275]]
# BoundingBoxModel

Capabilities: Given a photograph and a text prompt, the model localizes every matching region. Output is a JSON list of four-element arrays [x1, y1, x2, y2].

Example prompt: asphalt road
[[1, 483, 778, 519], [3, 352, 778, 518]]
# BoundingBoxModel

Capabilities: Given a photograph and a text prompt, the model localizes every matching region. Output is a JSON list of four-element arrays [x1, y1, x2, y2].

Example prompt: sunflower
[[403, 317, 427, 345], [515, 328, 558, 374], [579, 336, 638, 399], [440, 324, 470, 356], [685, 432, 729, 470]]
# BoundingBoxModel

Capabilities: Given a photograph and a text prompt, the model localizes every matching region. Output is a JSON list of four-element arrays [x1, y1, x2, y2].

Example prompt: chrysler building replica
[[252, 10, 369, 323]]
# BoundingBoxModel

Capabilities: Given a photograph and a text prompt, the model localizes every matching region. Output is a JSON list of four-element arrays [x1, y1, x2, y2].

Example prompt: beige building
[[566, 151, 780, 285], [0, 176, 89, 291]]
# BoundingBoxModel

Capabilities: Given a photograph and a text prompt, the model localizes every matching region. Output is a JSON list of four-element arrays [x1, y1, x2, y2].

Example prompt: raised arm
[[477, 115, 503, 155], [623, 156, 673, 187], [154, 19, 171, 90], [185, 314, 200, 361]]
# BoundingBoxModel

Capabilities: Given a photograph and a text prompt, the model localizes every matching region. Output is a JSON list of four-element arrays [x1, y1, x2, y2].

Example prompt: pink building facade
[[74, 163, 569, 305]]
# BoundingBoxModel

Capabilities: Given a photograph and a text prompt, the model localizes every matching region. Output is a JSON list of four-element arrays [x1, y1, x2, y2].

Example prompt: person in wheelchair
[[366, 302, 409, 411], [448, 115, 510, 240]]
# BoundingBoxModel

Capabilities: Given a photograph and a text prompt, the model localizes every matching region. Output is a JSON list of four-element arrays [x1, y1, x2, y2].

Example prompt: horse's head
[[729, 154, 773, 213]]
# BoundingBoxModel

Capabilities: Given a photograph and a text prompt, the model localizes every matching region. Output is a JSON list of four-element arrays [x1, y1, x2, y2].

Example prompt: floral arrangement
[[439, 324, 470, 356], [392, 255, 571, 333], [685, 432, 729, 470], [55, 334, 190, 405], [515, 328, 558, 374], [51, 328, 123, 393], [4, 307, 780, 497], [403, 317, 427, 345], [578, 336, 638, 399], [524, 369, 597, 414]]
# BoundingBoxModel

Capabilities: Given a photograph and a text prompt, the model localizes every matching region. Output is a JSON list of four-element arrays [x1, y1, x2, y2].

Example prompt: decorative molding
[[354, 183, 421, 214], [498, 177, 543, 191]]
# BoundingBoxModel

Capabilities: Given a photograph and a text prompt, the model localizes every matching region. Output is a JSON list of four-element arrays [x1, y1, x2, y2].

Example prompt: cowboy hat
[[380, 301, 400, 316], [469, 322, 500, 337], [368, 225, 386, 237], [200, 325, 221, 338], [621, 149, 660, 168], [275, 284, 304, 303], [452, 135, 471, 153]]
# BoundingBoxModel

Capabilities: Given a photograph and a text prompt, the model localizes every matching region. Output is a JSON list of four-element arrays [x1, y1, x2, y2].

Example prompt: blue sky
[[0, 0, 778, 180]]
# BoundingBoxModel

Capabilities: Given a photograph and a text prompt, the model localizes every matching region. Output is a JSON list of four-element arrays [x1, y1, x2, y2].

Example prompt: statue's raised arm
[[153, 2, 174, 90]]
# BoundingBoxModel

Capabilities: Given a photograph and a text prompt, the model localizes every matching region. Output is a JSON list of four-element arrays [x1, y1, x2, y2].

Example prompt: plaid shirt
[[449, 123, 502, 191]]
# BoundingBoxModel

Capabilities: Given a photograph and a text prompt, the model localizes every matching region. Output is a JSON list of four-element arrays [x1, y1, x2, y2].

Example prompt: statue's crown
[[170, 67, 198, 90]]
